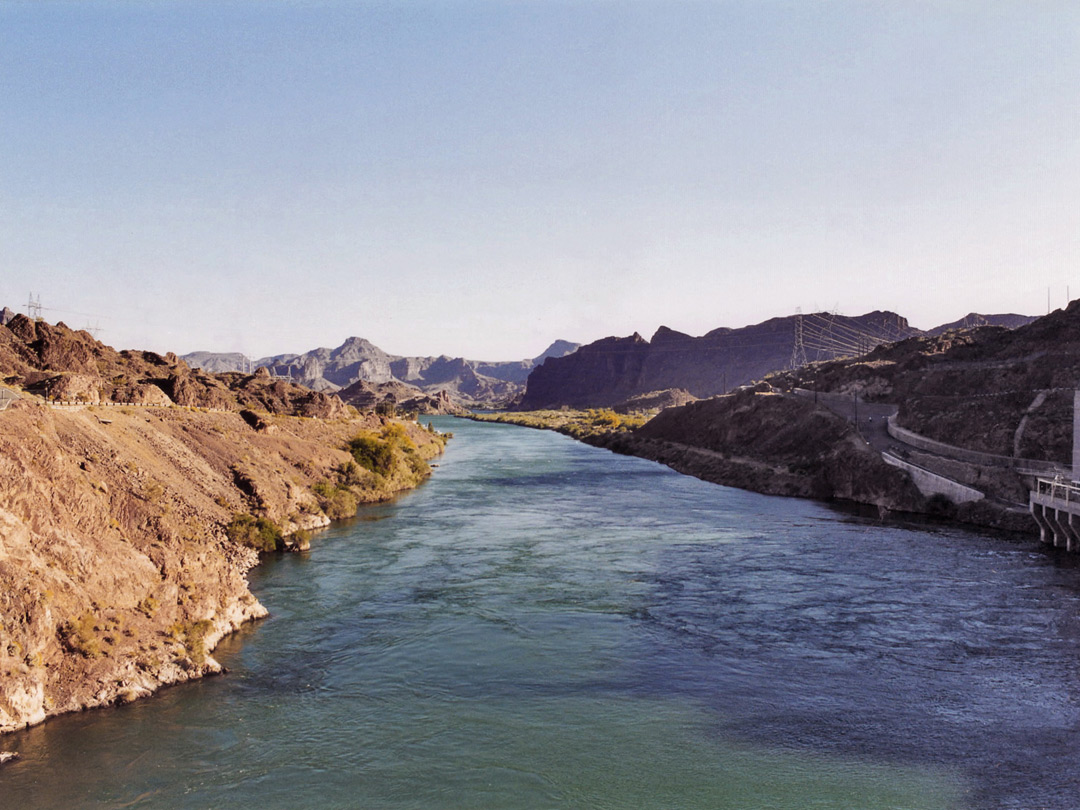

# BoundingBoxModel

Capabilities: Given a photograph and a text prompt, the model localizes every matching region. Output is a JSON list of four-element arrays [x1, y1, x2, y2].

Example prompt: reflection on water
[[3, 417, 1080, 808]]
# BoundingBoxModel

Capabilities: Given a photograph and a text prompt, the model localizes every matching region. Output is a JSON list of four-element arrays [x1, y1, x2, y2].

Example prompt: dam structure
[[1030, 390, 1080, 549]]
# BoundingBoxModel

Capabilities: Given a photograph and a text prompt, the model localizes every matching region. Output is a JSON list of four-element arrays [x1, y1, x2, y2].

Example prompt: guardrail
[[1034, 477, 1080, 504], [0, 388, 21, 411], [886, 415, 1069, 476]]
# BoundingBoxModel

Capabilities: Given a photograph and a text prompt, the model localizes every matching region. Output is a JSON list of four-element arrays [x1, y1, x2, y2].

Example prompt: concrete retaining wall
[[882, 453, 985, 504]]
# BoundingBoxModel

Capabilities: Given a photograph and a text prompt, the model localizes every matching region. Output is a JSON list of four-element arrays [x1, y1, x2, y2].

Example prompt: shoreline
[[465, 410, 1037, 538], [0, 403, 446, 737]]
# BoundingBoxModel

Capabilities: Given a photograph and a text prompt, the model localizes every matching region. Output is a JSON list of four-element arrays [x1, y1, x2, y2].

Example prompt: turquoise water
[[4, 417, 1080, 808]]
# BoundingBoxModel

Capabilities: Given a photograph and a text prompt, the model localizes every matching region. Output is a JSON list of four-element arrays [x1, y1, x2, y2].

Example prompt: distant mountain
[[0, 307, 15, 326], [183, 338, 581, 408], [519, 312, 918, 410], [180, 351, 250, 374], [925, 312, 1037, 336], [257, 337, 397, 391], [518, 310, 1036, 411]]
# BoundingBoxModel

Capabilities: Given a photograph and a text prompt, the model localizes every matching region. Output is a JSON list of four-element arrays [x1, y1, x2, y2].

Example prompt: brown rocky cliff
[[0, 401, 443, 734], [0, 315, 348, 419], [609, 390, 926, 509]]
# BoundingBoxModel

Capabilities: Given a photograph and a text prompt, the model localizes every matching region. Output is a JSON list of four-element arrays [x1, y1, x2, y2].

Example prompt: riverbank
[[469, 396, 1036, 535], [0, 400, 445, 734]]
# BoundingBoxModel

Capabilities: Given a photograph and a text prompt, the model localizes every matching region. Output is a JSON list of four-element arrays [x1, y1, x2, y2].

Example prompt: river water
[[4, 417, 1080, 809]]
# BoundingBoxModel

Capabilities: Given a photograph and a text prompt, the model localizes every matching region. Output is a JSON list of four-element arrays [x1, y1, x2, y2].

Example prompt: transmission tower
[[27, 293, 42, 321], [790, 312, 807, 369]]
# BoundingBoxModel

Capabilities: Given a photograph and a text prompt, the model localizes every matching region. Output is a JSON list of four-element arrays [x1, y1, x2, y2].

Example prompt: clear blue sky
[[2, 1, 1078, 360]]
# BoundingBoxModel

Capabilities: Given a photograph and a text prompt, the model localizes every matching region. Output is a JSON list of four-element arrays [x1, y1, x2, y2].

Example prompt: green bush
[[323, 488, 358, 520], [225, 513, 283, 552], [380, 422, 415, 449], [312, 480, 336, 498], [171, 619, 214, 665], [60, 611, 100, 658], [336, 459, 364, 486], [588, 408, 621, 427], [312, 479, 359, 519], [346, 436, 394, 476], [406, 452, 429, 478]]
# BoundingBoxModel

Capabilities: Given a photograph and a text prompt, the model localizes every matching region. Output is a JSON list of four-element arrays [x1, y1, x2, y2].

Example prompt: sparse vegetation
[[225, 513, 283, 552], [313, 480, 359, 520], [60, 611, 101, 658], [469, 409, 653, 439], [169, 619, 214, 665]]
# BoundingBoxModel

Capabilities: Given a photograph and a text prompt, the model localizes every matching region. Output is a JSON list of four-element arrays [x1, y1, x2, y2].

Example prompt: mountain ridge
[[183, 338, 581, 409], [518, 311, 1036, 410]]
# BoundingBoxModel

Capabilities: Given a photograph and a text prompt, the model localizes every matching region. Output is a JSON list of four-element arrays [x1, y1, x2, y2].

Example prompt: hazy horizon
[[3, 1, 1076, 360]]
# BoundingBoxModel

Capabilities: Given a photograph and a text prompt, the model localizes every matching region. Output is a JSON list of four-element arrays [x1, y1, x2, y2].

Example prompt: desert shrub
[[312, 480, 359, 519], [588, 408, 621, 427], [60, 611, 100, 658], [406, 452, 429, 478], [380, 422, 415, 449], [323, 488, 358, 520], [225, 513, 282, 552], [171, 619, 214, 665], [336, 459, 363, 486], [346, 435, 394, 476], [137, 596, 159, 618]]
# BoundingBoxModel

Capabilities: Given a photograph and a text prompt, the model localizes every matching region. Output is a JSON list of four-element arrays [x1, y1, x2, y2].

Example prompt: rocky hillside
[[587, 306, 1069, 535], [518, 311, 1037, 411], [0, 398, 445, 735], [0, 315, 449, 734], [336, 379, 466, 416], [1, 315, 347, 419], [623, 388, 924, 507], [183, 338, 580, 409], [923, 312, 1036, 336], [768, 301, 1080, 463], [179, 351, 250, 374], [518, 312, 918, 410]]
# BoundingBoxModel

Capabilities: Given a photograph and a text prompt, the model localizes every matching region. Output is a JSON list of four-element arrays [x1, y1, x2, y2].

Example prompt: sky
[[2, 1, 1079, 361]]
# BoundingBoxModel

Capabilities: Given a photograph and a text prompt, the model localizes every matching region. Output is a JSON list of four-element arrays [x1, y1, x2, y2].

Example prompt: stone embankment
[[0, 399, 443, 735]]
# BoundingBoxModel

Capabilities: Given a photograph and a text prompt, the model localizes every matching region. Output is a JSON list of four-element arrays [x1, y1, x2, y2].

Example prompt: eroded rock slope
[[0, 401, 443, 733]]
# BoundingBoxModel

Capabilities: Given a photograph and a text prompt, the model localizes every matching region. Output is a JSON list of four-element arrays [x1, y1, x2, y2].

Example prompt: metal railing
[[1035, 477, 1080, 504]]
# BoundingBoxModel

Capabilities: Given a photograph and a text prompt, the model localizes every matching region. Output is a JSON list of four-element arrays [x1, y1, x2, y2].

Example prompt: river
[[4, 416, 1080, 809]]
